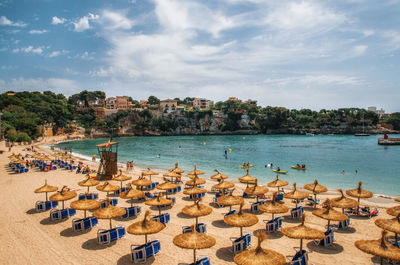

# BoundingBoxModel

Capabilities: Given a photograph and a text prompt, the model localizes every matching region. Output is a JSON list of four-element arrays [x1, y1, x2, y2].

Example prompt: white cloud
[[51, 16, 66, 25], [48, 50, 68, 58], [382, 30, 400, 51], [0, 77, 79, 93], [73, 13, 99, 32], [12, 46, 43, 55], [101, 10, 134, 30], [0, 16, 27, 27], [29, 29, 48, 34], [353, 45, 368, 56]]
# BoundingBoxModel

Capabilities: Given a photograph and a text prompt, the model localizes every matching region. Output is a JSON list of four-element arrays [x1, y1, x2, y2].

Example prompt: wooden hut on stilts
[[96, 141, 118, 180]]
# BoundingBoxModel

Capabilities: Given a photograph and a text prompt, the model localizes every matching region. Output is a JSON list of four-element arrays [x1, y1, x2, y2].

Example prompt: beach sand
[[0, 135, 398, 265]]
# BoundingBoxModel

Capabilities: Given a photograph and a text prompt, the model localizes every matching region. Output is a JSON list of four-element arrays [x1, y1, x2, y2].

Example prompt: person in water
[[277, 167, 281, 171]]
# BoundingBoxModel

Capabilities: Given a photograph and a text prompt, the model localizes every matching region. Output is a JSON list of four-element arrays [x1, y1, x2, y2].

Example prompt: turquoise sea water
[[57, 135, 400, 196]]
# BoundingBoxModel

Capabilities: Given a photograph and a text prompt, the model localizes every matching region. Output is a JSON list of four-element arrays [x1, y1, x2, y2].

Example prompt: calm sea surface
[[57, 135, 400, 196]]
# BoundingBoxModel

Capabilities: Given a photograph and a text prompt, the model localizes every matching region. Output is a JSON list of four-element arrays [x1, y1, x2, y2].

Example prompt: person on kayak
[[277, 167, 281, 171]]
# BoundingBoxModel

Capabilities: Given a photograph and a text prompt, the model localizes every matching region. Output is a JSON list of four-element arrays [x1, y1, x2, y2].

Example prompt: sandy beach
[[1, 135, 398, 265]]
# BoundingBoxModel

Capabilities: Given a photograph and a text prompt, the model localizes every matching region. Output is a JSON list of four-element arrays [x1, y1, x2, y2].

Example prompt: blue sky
[[0, 0, 399, 111]]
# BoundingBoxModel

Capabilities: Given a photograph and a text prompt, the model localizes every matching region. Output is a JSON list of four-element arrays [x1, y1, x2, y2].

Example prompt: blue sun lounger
[[182, 223, 207, 234], [290, 249, 308, 265], [35, 200, 58, 212], [338, 213, 350, 229], [224, 209, 236, 217], [250, 200, 265, 213], [275, 192, 284, 202], [188, 256, 211, 265], [291, 206, 304, 219], [152, 213, 170, 225], [264, 216, 283, 233], [78, 192, 99, 200], [50, 208, 76, 220], [231, 233, 251, 254], [189, 193, 205, 200], [315, 228, 334, 247], [100, 198, 118, 208], [97, 225, 125, 245], [72, 216, 98, 231], [121, 206, 141, 219], [113, 187, 129, 196], [131, 239, 161, 263]]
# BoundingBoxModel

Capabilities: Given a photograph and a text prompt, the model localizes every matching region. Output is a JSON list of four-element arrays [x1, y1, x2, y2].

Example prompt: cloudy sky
[[0, 0, 399, 111]]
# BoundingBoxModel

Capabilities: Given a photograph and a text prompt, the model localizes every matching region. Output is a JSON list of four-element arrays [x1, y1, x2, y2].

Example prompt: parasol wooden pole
[[240, 227, 243, 237], [145, 234, 148, 244], [45, 192, 48, 201], [196, 217, 198, 225], [130, 199, 133, 207], [300, 239, 303, 251], [314, 193, 318, 208], [158, 206, 161, 215], [62, 201, 65, 209], [327, 220, 330, 229], [272, 213, 275, 219], [109, 218, 112, 229], [229, 205, 232, 211], [193, 249, 196, 264], [87, 186, 90, 192], [84, 210, 87, 218], [295, 199, 298, 208]]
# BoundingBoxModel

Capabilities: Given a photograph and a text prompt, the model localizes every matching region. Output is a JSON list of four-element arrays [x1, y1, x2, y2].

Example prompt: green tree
[[148, 96, 160, 105]]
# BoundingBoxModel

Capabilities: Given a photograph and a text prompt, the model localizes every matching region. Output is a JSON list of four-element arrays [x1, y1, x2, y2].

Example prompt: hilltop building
[[193, 98, 213, 110], [368, 106, 385, 116]]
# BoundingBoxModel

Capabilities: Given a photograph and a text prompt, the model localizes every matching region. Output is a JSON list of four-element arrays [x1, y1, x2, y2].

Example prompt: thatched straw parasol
[[387, 206, 400, 217], [96, 181, 120, 196], [375, 214, 400, 246], [120, 184, 145, 207], [267, 175, 288, 193], [49, 186, 77, 209], [346, 181, 373, 207], [244, 180, 269, 202], [168, 162, 185, 174], [35, 180, 58, 201], [331, 189, 358, 213], [132, 174, 152, 189], [78, 177, 100, 192], [239, 169, 257, 187], [143, 168, 159, 180], [218, 189, 244, 211], [163, 171, 182, 182], [188, 164, 205, 176], [127, 211, 165, 243], [183, 186, 207, 196], [173, 225, 216, 264], [259, 193, 289, 219], [281, 214, 325, 251], [70, 194, 100, 218], [186, 174, 206, 186], [113, 170, 132, 188], [156, 181, 179, 194], [355, 231, 400, 265], [312, 199, 348, 229], [210, 169, 229, 181], [181, 198, 212, 225], [93, 199, 126, 229], [145, 194, 173, 215], [224, 202, 259, 236], [304, 180, 328, 208], [213, 180, 235, 195], [283, 183, 309, 208], [234, 232, 286, 265]]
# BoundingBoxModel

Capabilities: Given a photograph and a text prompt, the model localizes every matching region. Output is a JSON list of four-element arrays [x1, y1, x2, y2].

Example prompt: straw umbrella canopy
[[355, 231, 400, 265], [210, 169, 229, 182], [93, 199, 126, 229], [346, 181, 373, 206], [163, 171, 182, 182], [173, 225, 216, 265], [244, 180, 269, 202], [168, 162, 185, 174], [387, 206, 400, 217], [186, 174, 206, 186], [70, 195, 100, 218], [259, 193, 289, 219], [218, 189, 244, 211], [120, 184, 145, 207], [183, 186, 207, 197], [281, 214, 325, 251], [145, 194, 173, 215], [34, 179, 58, 201], [181, 198, 213, 225], [132, 175, 152, 190], [331, 189, 358, 213], [49, 186, 77, 209], [267, 175, 289, 193], [224, 202, 259, 237], [113, 170, 132, 188], [156, 180, 179, 195], [96, 181, 120, 196], [304, 180, 328, 208], [213, 180, 235, 195], [234, 232, 286, 265], [142, 168, 159, 180], [188, 164, 205, 177], [283, 183, 309, 208], [78, 177, 100, 192], [375, 214, 400, 245], [127, 211, 165, 243], [312, 199, 348, 229], [239, 169, 257, 187]]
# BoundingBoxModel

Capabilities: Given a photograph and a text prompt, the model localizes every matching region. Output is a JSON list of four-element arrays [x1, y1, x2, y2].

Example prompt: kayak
[[240, 165, 254, 168], [291, 166, 307, 170], [273, 170, 288, 174]]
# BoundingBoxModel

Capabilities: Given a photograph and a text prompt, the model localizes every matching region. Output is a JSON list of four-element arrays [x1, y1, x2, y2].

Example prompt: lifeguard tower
[[96, 141, 118, 180]]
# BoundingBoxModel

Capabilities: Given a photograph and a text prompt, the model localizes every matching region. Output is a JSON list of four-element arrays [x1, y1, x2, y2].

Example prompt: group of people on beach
[[126, 161, 134, 170], [76, 162, 90, 174]]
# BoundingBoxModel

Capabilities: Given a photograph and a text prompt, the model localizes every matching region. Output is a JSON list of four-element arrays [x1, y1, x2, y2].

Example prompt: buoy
[[228, 148, 232, 152], [203, 142, 206, 145]]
